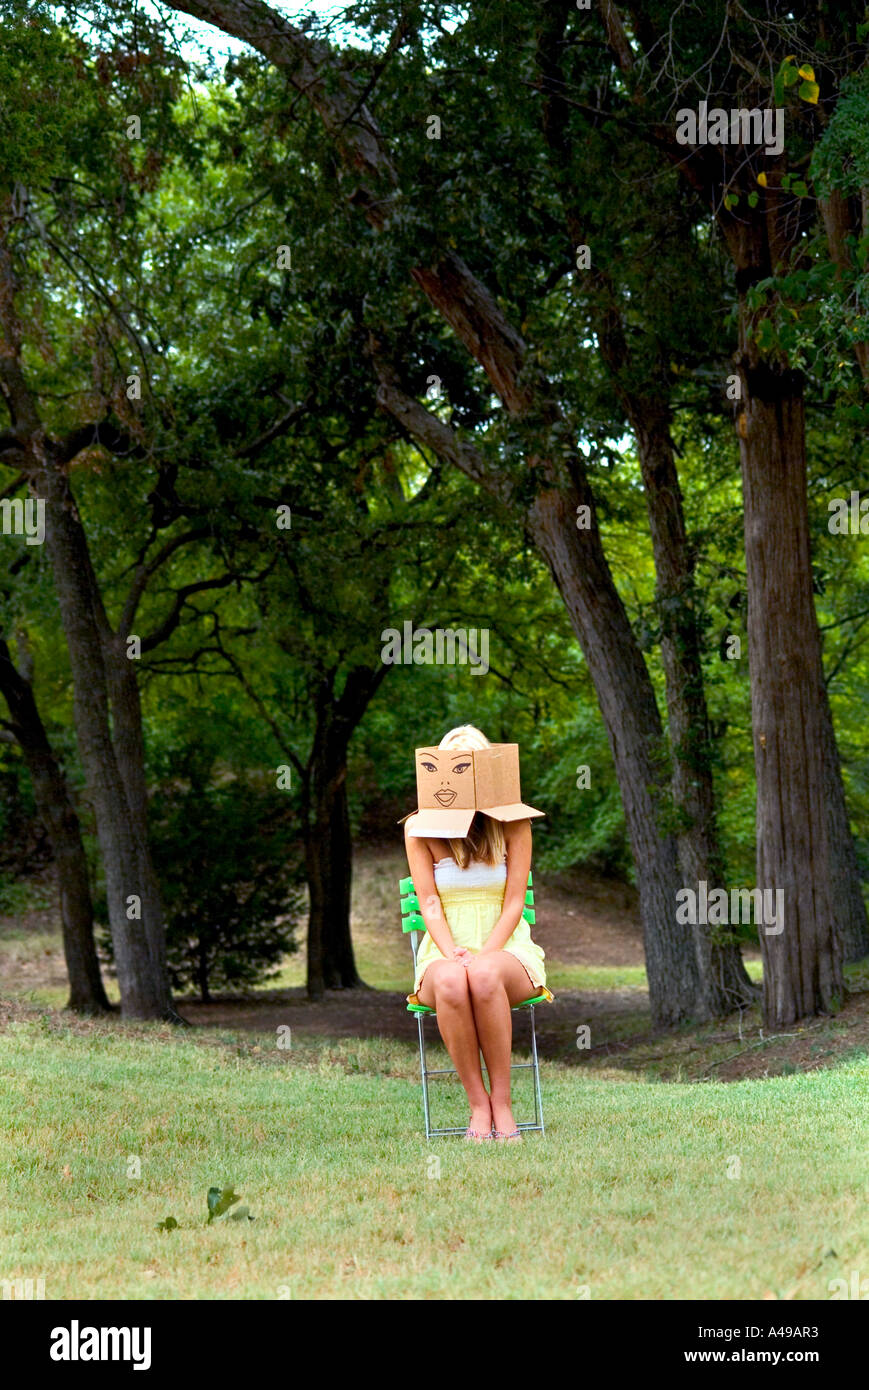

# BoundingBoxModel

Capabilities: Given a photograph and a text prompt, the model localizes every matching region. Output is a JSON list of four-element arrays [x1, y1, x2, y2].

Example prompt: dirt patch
[[176, 982, 869, 1083], [177, 982, 650, 1059], [1, 854, 862, 1084], [2, 979, 866, 1085], [0, 866, 73, 996], [531, 866, 644, 966], [682, 991, 869, 1082]]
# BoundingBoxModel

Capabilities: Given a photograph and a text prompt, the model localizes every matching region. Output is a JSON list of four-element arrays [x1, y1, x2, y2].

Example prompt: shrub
[[100, 777, 304, 1001]]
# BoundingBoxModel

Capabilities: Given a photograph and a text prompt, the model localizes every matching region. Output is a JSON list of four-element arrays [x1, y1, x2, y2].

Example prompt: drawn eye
[[452, 762, 471, 774], [421, 761, 437, 772]]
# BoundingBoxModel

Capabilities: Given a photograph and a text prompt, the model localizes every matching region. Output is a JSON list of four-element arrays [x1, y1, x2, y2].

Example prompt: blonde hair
[[438, 725, 506, 869]]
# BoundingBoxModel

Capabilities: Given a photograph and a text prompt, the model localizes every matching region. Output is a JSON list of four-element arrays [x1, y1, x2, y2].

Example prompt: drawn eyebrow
[[419, 752, 439, 762]]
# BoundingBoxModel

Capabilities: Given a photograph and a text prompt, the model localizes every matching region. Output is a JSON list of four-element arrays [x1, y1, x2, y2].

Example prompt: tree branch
[[210, 622, 306, 781], [236, 393, 314, 460], [59, 419, 143, 464], [119, 526, 214, 637], [368, 345, 514, 506], [140, 573, 242, 652]]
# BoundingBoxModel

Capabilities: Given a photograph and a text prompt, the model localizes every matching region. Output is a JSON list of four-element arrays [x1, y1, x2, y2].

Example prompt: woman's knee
[[465, 958, 504, 1000], [433, 963, 471, 1008]]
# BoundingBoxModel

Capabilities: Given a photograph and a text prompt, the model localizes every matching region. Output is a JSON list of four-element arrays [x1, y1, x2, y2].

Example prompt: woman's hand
[[452, 946, 473, 968]]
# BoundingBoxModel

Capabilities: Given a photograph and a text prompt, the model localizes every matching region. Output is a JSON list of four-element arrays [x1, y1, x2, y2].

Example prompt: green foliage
[[152, 778, 303, 1001], [2, 0, 868, 960], [0, 0, 192, 194], [156, 1186, 254, 1228], [206, 1185, 254, 1222], [773, 55, 820, 107], [532, 708, 631, 878], [811, 69, 869, 197], [97, 758, 304, 1000], [0, 0, 97, 191]]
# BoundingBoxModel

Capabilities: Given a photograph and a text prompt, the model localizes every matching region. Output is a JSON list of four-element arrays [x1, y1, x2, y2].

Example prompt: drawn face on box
[[415, 747, 477, 811]]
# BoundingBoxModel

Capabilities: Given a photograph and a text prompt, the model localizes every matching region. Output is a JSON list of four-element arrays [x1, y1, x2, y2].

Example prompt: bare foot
[[491, 1100, 517, 1135], [467, 1100, 493, 1138]]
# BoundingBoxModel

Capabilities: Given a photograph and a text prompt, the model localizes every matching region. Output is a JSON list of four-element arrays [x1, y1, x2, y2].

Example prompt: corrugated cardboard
[[402, 743, 544, 836]]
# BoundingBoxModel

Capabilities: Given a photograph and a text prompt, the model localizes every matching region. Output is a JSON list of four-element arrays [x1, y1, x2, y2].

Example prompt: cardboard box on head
[[403, 743, 545, 838]]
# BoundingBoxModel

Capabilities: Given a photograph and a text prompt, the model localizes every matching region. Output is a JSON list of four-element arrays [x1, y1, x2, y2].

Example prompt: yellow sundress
[[406, 854, 552, 1005]]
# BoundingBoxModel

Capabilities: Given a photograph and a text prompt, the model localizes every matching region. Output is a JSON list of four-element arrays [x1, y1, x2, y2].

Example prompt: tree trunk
[[737, 355, 842, 1025], [102, 635, 172, 996], [197, 943, 211, 1003], [297, 665, 387, 997], [31, 444, 172, 1018], [528, 467, 704, 1026], [0, 228, 171, 1020], [818, 676, 869, 962], [304, 713, 360, 998], [632, 406, 757, 1013], [534, 14, 755, 1015], [781, 176, 869, 964], [586, 0, 861, 1022], [0, 638, 110, 1014]]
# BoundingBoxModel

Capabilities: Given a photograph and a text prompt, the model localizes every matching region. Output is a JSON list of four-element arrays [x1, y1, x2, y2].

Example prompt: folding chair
[[400, 872, 553, 1139]]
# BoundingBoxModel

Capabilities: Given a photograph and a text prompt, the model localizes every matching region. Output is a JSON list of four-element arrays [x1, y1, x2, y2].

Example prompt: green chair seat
[[407, 991, 551, 1015]]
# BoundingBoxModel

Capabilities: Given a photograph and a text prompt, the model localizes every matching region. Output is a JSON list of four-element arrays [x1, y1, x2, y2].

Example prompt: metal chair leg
[[415, 988, 546, 1138], [529, 1003, 545, 1136], [417, 1011, 433, 1141]]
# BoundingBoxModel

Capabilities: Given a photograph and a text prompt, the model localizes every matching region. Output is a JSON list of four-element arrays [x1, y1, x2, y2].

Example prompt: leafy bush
[[100, 776, 304, 1001], [530, 708, 632, 878], [0, 744, 49, 882]]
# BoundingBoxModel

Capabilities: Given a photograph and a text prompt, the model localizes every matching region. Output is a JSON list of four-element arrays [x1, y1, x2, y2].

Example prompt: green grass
[[1, 1014, 866, 1300]]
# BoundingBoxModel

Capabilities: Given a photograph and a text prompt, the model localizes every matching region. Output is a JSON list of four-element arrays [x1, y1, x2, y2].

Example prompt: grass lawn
[[1, 1007, 866, 1300]]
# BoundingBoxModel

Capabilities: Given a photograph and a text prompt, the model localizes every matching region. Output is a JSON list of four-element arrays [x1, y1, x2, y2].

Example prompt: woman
[[403, 725, 548, 1142]]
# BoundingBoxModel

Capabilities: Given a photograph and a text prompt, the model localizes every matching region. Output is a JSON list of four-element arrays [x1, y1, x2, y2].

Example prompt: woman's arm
[[479, 819, 532, 954], [404, 824, 456, 959]]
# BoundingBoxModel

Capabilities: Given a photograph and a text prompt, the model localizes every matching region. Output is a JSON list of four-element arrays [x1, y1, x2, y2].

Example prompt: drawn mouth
[[435, 789, 457, 806]]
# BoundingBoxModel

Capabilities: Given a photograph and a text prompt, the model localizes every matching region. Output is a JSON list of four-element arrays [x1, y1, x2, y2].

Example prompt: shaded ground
[[523, 863, 646, 966], [179, 982, 649, 1057], [171, 850, 659, 1053], [0, 868, 69, 995], [2, 853, 867, 1084], [176, 980, 869, 1083]]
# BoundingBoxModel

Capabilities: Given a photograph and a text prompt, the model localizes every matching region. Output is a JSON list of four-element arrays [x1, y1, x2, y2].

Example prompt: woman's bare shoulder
[[403, 826, 442, 860], [503, 818, 532, 847], [405, 830, 451, 858]]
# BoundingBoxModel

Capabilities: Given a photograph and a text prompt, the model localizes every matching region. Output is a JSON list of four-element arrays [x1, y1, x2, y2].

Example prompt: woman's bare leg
[[465, 952, 533, 1135], [418, 960, 491, 1133]]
